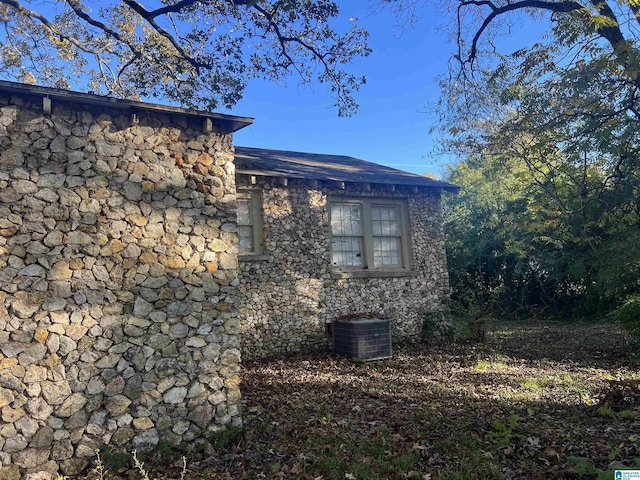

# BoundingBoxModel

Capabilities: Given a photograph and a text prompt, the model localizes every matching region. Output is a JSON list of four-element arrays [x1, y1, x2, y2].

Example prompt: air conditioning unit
[[333, 318, 392, 361]]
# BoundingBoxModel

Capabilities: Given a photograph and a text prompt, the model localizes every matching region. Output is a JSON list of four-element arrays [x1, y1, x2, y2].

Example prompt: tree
[[381, 0, 640, 316], [0, 0, 371, 115], [443, 144, 640, 319], [381, 0, 640, 173], [441, 0, 640, 313]]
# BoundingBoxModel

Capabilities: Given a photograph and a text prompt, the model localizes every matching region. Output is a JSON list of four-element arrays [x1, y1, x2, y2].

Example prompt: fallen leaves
[[230, 320, 639, 479]]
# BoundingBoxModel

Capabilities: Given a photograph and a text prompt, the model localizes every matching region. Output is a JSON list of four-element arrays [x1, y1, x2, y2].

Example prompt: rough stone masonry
[[0, 86, 248, 477], [237, 178, 451, 359]]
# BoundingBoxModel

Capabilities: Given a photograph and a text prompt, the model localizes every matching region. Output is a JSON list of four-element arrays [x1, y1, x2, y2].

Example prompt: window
[[371, 205, 402, 266], [237, 190, 263, 254], [330, 198, 410, 270], [330, 203, 364, 267]]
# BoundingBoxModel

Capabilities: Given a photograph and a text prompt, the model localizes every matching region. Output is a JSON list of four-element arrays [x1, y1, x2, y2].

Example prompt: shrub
[[420, 309, 452, 345], [99, 445, 133, 472], [612, 294, 640, 344]]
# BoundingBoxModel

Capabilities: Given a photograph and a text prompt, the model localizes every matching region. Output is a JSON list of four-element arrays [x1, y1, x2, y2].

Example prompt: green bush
[[99, 445, 133, 472], [449, 315, 493, 343], [420, 310, 452, 344], [467, 316, 491, 343], [612, 294, 640, 343], [446, 299, 494, 343]]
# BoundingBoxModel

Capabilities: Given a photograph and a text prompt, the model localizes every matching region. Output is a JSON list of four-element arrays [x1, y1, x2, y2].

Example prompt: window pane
[[238, 225, 254, 251], [331, 204, 362, 236], [331, 201, 405, 269], [373, 236, 401, 267], [372, 206, 400, 238], [332, 237, 363, 267], [349, 206, 362, 234], [237, 199, 251, 225], [330, 204, 344, 234]]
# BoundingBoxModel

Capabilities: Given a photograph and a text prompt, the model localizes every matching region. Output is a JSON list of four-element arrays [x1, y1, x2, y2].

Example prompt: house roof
[[235, 146, 459, 192], [0, 80, 254, 134]]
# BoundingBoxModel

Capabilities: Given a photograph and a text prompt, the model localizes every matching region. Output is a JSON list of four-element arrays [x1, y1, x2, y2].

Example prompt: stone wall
[[237, 178, 450, 359], [0, 91, 242, 477]]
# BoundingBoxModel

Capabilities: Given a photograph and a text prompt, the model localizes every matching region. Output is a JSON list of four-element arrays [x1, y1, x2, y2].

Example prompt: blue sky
[[228, 2, 551, 178], [227, 1, 452, 177]]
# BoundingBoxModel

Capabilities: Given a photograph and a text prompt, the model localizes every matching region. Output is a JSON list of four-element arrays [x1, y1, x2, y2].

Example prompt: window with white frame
[[237, 190, 263, 254], [330, 198, 409, 270]]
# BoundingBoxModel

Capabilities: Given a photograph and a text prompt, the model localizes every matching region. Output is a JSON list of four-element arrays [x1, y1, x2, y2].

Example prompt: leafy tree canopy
[[444, 143, 640, 319], [383, 0, 640, 317], [0, 0, 371, 115]]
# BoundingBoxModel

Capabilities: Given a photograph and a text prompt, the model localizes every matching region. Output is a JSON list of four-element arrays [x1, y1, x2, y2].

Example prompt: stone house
[[0, 80, 456, 477], [234, 147, 458, 358]]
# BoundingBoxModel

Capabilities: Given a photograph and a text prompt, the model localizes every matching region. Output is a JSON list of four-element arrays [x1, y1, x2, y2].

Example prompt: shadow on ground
[[195, 320, 639, 480]]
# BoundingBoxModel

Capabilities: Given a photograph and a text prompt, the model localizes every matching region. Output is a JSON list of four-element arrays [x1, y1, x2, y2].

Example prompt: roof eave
[[0, 80, 254, 134], [236, 168, 460, 192]]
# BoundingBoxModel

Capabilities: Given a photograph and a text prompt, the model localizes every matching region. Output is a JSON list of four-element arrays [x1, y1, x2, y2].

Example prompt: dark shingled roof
[[0, 80, 254, 134], [235, 146, 459, 192]]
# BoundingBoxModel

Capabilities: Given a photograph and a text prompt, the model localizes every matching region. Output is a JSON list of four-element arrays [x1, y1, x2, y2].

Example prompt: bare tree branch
[[120, 0, 208, 72], [459, 0, 586, 65]]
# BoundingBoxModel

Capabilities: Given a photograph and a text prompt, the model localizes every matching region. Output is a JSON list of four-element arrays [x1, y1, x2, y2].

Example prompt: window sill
[[238, 254, 270, 262], [330, 269, 418, 279]]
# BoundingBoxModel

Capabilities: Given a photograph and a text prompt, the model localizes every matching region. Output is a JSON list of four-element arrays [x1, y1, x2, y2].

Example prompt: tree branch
[[65, 0, 132, 50], [145, 0, 203, 18], [0, 0, 368, 113], [250, 0, 351, 107], [121, 0, 208, 73], [586, 0, 624, 50], [148, 0, 254, 18], [0, 0, 112, 56], [459, 0, 584, 65]]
